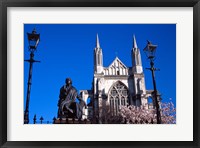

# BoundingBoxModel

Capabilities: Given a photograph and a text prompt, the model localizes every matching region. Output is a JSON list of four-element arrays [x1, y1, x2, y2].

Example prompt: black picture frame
[[0, 0, 199, 148]]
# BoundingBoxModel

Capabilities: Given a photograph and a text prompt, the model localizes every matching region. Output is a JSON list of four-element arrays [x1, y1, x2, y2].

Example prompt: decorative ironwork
[[143, 40, 161, 124], [24, 29, 40, 124]]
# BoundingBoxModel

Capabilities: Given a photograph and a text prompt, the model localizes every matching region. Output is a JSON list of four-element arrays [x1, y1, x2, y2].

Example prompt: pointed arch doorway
[[108, 81, 129, 116]]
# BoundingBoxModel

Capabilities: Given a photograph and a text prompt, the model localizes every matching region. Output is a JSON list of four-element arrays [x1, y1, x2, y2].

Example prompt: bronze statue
[[57, 78, 86, 120]]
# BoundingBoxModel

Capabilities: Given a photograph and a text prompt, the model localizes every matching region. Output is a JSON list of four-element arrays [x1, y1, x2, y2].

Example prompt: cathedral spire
[[133, 35, 138, 49], [94, 34, 103, 74], [96, 33, 100, 48], [131, 34, 143, 73]]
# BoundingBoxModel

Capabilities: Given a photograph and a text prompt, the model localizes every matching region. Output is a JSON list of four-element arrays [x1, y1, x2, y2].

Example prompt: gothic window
[[108, 81, 129, 116]]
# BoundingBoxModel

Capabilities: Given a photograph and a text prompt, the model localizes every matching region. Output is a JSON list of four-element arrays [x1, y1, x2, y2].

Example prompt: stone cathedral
[[80, 34, 154, 123]]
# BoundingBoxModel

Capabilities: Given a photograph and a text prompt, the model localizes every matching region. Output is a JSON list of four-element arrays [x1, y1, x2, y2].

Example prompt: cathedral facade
[[80, 34, 154, 123]]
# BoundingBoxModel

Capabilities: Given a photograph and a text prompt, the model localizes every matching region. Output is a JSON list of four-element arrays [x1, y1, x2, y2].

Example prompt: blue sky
[[24, 24, 176, 124]]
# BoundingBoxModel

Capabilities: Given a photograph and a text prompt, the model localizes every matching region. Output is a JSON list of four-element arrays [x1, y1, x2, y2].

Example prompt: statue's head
[[65, 77, 72, 85]]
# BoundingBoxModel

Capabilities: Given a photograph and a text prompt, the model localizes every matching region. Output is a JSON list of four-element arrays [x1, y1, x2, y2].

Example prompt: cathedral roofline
[[106, 56, 128, 69]]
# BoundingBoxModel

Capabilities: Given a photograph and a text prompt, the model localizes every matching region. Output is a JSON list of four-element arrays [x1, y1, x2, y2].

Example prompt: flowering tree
[[102, 101, 176, 124], [159, 101, 176, 124]]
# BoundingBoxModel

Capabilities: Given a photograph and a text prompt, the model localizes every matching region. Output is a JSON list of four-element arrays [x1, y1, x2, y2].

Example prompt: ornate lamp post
[[24, 28, 40, 124], [143, 40, 161, 124]]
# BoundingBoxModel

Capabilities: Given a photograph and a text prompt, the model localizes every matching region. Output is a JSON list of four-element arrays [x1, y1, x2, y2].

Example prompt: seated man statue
[[57, 77, 86, 120]]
